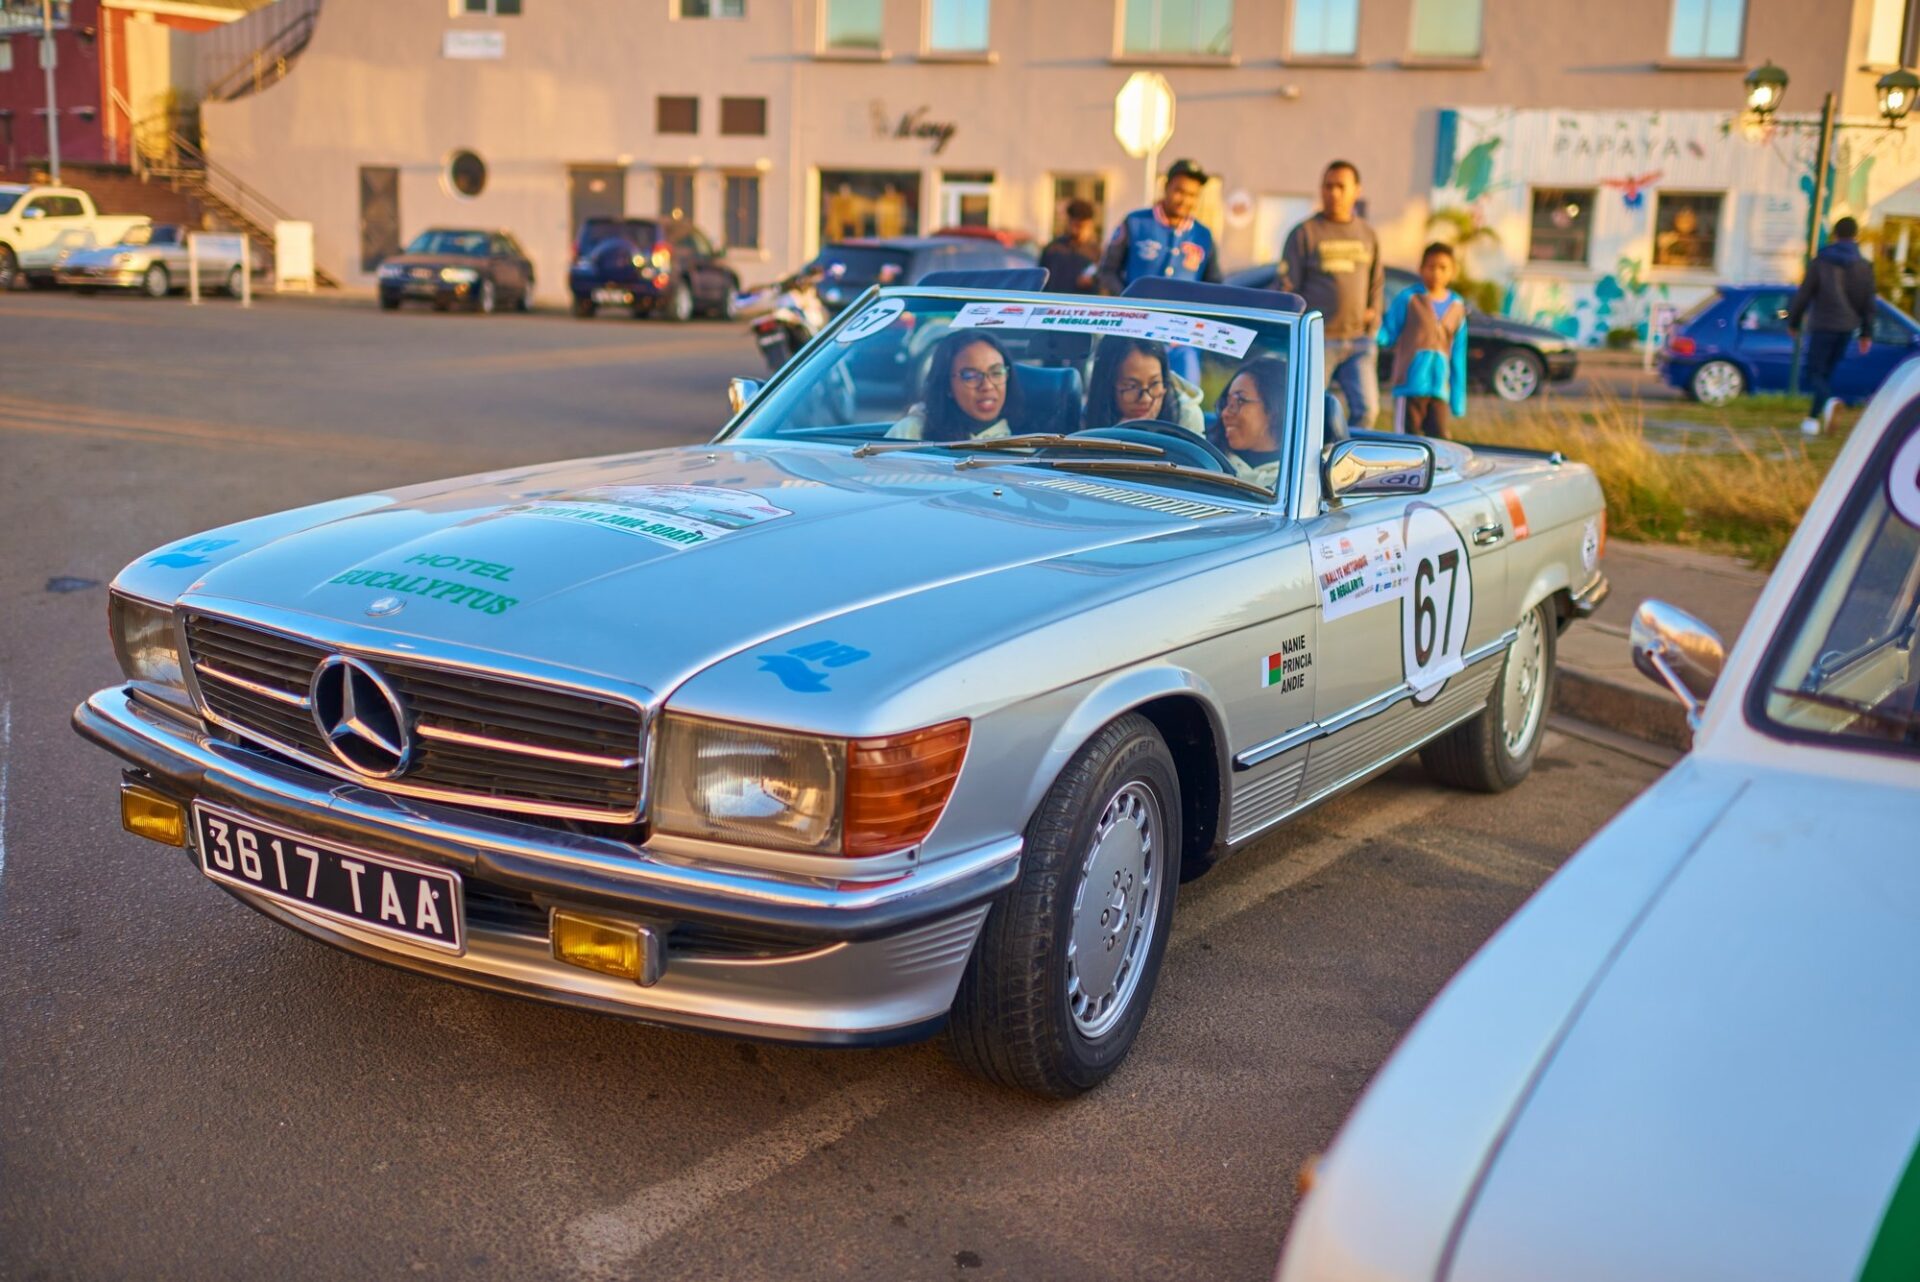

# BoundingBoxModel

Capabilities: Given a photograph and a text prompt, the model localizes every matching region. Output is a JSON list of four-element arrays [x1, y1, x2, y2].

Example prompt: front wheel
[[1422, 600, 1556, 792], [142, 264, 171, 299], [571, 296, 595, 318], [225, 265, 244, 297], [1489, 349, 1546, 402], [663, 277, 694, 323], [476, 276, 497, 314], [948, 713, 1180, 1097], [1689, 359, 1745, 405], [0, 245, 16, 290]]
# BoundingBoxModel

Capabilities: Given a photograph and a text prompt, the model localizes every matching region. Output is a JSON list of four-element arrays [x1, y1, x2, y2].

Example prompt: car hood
[[1447, 767, 1920, 1282], [152, 442, 1264, 706]]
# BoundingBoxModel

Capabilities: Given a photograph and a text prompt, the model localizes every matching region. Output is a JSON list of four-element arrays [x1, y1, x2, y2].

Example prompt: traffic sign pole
[[41, 0, 60, 182]]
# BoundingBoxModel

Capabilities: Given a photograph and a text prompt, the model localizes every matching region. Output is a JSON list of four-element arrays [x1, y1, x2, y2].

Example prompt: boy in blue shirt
[[1376, 242, 1469, 438]]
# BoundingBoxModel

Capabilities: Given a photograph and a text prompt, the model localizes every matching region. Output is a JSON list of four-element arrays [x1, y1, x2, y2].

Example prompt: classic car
[[376, 228, 534, 314], [1276, 365, 1920, 1276], [74, 276, 1608, 1097], [54, 223, 249, 298]]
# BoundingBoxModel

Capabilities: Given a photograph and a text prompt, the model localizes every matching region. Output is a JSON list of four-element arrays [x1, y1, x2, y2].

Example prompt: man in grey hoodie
[[1787, 216, 1877, 435]]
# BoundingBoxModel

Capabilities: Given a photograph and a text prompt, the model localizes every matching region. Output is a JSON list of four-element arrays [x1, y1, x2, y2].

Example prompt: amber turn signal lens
[[120, 783, 186, 846], [843, 719, 970, 858], [551, 910, 662, 985]]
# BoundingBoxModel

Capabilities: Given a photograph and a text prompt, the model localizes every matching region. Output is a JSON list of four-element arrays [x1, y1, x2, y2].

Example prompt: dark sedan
[[377, 228, 534, 314], [1225, 262, 1577, 401]]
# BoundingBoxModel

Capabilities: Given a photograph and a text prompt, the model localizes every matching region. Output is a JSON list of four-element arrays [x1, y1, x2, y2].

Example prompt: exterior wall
[[200, 0, 1886, 309], [0, 0, 106, 169], [100, 2, 234, 165]]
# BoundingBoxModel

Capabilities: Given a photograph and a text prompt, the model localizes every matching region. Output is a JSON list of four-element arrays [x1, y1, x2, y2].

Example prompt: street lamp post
[[1743, 61, 1916, 393], [40, 0, 60, 183]]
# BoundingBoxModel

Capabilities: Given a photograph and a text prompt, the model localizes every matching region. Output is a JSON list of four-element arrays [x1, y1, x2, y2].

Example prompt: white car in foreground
[[1278, 363, 1920, 1282]]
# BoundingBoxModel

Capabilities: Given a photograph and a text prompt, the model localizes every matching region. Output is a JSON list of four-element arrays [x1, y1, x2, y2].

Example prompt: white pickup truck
[[0, 184, 151, 289]]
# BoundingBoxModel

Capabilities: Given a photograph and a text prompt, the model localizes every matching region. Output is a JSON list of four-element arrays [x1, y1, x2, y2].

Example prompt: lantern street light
[[1742, 60, 1913, 391]]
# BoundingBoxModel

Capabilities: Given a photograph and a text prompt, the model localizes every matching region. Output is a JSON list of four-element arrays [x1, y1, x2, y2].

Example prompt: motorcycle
[[733, 268, 857, 421]]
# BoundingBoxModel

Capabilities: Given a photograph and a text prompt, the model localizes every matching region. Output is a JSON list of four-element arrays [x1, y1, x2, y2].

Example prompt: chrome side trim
[[1232, 629, 1518, 771], [414, 723, 640, 770], [195, 660, 312, 709]]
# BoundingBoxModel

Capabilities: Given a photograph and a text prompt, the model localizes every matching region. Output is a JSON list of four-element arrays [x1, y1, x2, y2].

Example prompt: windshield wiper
[[1769, 685, 1920, 736], [964, 455, 1276, 500], [852, 433, 1165, 459]]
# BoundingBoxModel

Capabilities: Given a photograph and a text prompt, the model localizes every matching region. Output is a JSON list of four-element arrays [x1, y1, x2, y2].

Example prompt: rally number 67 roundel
[[1403, 502, 1474, 703]]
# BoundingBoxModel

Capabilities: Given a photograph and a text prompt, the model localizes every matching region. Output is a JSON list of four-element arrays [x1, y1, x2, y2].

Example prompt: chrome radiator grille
[[184, 613, 645, 821]]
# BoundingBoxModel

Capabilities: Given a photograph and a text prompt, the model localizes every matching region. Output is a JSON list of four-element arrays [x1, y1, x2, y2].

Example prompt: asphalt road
[[0, 291, 1662, 1281]]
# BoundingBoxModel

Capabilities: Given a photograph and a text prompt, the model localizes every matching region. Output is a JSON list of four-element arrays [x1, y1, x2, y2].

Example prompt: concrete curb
[[1553, 661, 1692, 753]]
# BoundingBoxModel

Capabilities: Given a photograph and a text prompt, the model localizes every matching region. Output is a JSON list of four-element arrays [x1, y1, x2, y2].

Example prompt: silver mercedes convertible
[[75, 273, 1608, 1096]]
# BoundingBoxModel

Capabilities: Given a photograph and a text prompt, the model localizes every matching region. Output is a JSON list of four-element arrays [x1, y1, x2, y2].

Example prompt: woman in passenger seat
[[1081, 337, 1205, 436], [1209, 356, 1288, 489], [888, 331, 1023, 441]]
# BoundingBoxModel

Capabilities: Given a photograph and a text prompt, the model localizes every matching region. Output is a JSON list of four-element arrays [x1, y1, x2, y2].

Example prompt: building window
[[1052, 174, 1107, 240], [458, 0, 521, 14], [929, 0, 990, 52], [446, 150, 487, 198], [657, 95, 699, 135], [719, 96, 767, 136], [1409, 0, 1479, 56], [1867, 0, 1907, 64], [1528, 188, 1593, 264], [824, 0, 883, 51], [0, 43, 12, 74], [939, 171, 994, 228], [660, 168, 696, 222], [678, 0, 744, 14], [1121, 0, 1233, 57], [1291, 0, 1357, 56], [1666, 0, 1743, 59], [820, 169, 921, 241], [724, 174, 761, 249], [1652, 192, 1722, 270]]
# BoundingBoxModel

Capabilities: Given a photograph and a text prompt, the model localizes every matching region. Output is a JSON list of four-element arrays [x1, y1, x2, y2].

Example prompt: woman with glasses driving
[[1081, 337, 1205, 436], [888, 331, 1024, 441], [1208, 356, 1288, 489]]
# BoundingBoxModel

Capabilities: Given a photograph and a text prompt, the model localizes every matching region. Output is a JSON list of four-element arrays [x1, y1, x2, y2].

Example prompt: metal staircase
[[202, 1, 322, 105]]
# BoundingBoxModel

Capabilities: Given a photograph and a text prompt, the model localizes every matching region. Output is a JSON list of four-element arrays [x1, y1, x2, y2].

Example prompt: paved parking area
[[0, 292, 1663, 1280]]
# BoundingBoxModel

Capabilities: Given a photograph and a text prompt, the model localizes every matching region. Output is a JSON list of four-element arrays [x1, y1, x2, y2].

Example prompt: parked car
[[376, 228, 533, 314], [55, 223, 248, 298], [1658, 282, 1920, 405], [0, 184, 150, 290], [1226, 262, 1579, 402], [568, 217, 738, 321], [75, 276, 1607, 1098], [1276, 364, 1920, 1280]]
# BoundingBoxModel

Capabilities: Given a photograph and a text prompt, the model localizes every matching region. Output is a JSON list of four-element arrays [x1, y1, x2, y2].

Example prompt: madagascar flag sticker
[[1264, 636, 1312, 692]]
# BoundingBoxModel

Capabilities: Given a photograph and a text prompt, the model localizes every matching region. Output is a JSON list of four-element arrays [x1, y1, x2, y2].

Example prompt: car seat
[[1011, 364, 1086, 436]]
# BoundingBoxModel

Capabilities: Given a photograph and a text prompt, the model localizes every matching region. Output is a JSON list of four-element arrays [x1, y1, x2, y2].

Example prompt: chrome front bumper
[[1571, 572, 1611, 620], [74, 686, 1020, 1045]]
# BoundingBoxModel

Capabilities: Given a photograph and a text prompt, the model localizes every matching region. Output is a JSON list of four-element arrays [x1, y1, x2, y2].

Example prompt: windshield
[[811, 246, 914, 287], [721, 291, 1298, 500], [0, 188, 22, 216], [406, 230, 490, 257], [1754, 415, 1920, 756]]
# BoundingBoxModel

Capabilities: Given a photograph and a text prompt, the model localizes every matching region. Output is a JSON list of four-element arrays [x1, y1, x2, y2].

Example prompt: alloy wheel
[[1066, 780, 1164, 1039], [1501, 605, 1548, 756]]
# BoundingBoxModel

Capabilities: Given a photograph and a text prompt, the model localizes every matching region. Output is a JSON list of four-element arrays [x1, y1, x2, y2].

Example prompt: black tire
[[0, 245, 16, 290], [379, 294, 402, 311], [949, 713, 1181, 1098], [663, 276, 694, 323], [1422, 600, 1557, 793], [571, 296, 596, 318], [515, 279, 532, 312], [225, 265, 244, 298], [142, 264, 171, 299], [716, 273, 742, 320], [476, 276, 497, 314], [1488, 348, 1546, 402]]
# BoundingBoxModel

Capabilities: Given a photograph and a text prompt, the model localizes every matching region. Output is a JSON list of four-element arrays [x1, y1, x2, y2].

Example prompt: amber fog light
[[551, 910, 662, 985], [120, 783, 186, 846]]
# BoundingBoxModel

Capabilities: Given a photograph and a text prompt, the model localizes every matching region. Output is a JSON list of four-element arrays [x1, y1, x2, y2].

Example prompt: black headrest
[[1122, 277, 1306, 314], [918, 268, 1051, 291], [1011, 363, 1085, 435]]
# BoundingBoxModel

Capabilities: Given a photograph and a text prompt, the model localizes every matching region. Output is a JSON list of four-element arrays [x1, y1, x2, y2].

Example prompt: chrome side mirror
[[727, 377, 763, 415], [1322, 438, 1435, 501], [1630, 599, 1726, 728]]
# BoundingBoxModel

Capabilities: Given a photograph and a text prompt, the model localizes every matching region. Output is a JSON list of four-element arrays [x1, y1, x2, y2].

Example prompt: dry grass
[[1457, 392, 1840, 567]]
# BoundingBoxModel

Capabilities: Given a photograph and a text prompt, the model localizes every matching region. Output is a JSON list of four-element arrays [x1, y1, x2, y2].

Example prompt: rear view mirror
[[727, 377, 763, 415], [1322, 438, 1434, 500], [1630, 599, 1726, 728]]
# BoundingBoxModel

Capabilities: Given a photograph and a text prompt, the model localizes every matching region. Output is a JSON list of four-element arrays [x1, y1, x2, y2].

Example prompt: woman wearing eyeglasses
[[1208, 356, 1288, 489], [888, 331, 1024, 441], [1081, 338, 1205, 436]]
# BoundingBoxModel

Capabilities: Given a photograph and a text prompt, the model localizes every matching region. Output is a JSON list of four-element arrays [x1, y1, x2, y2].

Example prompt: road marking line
[[566, 1071, 921, 1276]]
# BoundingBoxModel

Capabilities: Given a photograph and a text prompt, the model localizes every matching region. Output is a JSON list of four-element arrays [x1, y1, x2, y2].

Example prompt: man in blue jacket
[[1096, 159, 1223, 296], [1788, 216, 1877, 436]]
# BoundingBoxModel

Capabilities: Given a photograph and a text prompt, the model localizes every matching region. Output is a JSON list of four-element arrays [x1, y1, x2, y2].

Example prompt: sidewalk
[[1554, 541, 1771, 759]]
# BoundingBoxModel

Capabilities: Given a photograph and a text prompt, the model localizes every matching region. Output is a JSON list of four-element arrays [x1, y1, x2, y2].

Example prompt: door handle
[[1473, 523, 1505, 546]]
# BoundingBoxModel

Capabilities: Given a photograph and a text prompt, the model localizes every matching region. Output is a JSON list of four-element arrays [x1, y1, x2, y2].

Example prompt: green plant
[[1605, 326, 1638, 350], [1426, 206, 1506, 316]]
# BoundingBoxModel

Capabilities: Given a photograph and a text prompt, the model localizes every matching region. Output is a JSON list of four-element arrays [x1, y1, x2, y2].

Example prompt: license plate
[[192, 804, 463, 953], [593, 287, 632, 305]]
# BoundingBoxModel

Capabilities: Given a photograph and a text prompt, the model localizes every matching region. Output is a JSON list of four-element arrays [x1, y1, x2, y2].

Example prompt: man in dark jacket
[[1040, 199, 1101, 294], [1277, 160, 1386, 428], [1095, 159, 1222, 296], [1788, 216, 1877, 435]]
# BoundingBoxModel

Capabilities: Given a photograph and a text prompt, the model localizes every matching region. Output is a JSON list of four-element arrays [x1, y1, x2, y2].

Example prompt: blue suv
[[1658, 284, 1920, 405]]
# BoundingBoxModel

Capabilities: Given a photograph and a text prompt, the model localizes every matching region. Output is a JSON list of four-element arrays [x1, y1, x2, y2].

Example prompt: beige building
[[199, 0, 1920, 336]]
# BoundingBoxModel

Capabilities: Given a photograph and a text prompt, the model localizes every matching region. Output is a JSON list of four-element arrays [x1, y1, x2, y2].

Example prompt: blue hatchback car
[[1658, 284, 1920, 405]]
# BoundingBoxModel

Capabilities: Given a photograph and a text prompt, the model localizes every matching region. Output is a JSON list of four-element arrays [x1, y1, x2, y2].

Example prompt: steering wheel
[[1074, 419, 1243, 476]]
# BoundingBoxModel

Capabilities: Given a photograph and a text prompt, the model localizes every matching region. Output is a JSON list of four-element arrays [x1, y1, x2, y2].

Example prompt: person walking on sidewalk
[[1787, 216, 1877, 436], [1040, 199, 1102, 294], [1277, 160, 1386, 428], [1095, 159, 1222, 296], [1377, 242, 1469, 438]]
